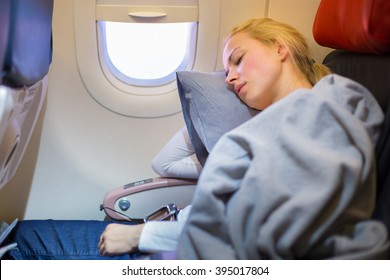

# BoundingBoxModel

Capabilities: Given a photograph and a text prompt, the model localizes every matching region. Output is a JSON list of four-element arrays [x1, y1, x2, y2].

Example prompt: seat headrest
[[313, 0, 390, 54], [2, 0, 54, 87]]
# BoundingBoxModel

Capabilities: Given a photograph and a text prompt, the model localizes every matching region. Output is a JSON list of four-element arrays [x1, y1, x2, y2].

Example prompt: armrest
[[101, 177, 197, 221]]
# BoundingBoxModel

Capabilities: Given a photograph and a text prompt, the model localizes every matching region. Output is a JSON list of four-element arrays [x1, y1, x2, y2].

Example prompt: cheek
[[241, 59, 259, 76], [246, 70, 277, 110], [242, 57, 275, 81]]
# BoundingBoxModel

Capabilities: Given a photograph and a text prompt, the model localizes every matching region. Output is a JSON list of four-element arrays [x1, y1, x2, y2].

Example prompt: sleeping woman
[[177, 18, 387, 259]]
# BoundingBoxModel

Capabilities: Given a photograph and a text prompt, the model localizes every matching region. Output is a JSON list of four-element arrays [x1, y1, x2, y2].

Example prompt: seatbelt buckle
[[144, 203, 179, 222]]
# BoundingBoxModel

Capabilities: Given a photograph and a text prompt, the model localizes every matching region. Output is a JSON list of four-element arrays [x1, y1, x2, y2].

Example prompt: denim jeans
[[3, 220, 142, 260]]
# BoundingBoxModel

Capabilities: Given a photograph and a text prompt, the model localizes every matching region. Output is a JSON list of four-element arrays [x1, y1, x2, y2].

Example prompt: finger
[[98, 234, 104, 248], [98, 233, 106, 251], [99, 243, 105, 255]]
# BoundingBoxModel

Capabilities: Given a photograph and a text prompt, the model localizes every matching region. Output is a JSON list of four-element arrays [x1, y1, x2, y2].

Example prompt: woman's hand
[[98, 223, 145, 256]]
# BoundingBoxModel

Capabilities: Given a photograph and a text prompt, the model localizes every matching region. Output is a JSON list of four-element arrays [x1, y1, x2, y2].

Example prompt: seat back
[[0, 0, 54, 190], [314, 0, 390, 234]]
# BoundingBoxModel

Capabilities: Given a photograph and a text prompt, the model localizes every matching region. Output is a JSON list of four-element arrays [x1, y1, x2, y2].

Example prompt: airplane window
[[98, 21, 197, 87], [74, 0, 220, 117]]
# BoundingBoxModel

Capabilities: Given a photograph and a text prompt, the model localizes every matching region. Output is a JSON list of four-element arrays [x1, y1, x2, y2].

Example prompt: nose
[[225, 69, 237, 85]]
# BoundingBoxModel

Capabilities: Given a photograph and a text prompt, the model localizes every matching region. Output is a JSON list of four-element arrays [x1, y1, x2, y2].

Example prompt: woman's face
[[223, 32, 284, 110]]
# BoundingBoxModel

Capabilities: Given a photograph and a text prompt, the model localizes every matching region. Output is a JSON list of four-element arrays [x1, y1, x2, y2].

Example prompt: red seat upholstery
[[313, 0, 390, 54]]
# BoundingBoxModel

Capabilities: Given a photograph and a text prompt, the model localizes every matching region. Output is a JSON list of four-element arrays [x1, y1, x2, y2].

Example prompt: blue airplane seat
[[0, 0, 54, 190]]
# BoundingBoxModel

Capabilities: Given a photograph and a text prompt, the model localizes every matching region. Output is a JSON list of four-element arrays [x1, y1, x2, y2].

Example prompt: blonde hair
[[225, 18, 331, 85]]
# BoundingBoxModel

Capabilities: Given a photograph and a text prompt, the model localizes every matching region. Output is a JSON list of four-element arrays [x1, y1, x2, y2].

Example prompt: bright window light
[[99, 21, 196, 86]]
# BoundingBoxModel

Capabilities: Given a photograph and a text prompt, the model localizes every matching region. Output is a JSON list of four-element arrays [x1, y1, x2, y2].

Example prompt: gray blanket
[[177, 75, 389, 259]]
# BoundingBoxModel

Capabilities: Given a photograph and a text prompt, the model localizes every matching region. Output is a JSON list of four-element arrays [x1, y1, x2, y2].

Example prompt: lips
[[234, 83, 245, 96]]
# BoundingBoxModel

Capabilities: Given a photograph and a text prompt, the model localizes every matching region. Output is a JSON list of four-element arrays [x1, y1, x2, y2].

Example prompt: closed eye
[[235, 55, 243, 65]]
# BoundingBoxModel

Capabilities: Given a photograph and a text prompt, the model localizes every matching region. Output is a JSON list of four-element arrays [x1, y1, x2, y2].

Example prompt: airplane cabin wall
[[0, 0, 331, 223], [267, 0, 332, 64]]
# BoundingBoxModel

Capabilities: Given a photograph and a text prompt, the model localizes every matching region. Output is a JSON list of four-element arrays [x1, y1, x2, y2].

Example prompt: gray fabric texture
[[177, 74, 388, 259]]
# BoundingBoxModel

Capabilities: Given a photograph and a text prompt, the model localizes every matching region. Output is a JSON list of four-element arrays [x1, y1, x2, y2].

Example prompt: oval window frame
[[74, 0, 221, 118]]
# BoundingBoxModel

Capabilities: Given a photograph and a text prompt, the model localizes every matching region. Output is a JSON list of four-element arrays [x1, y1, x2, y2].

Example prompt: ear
[[276, 43, 288, 61]]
